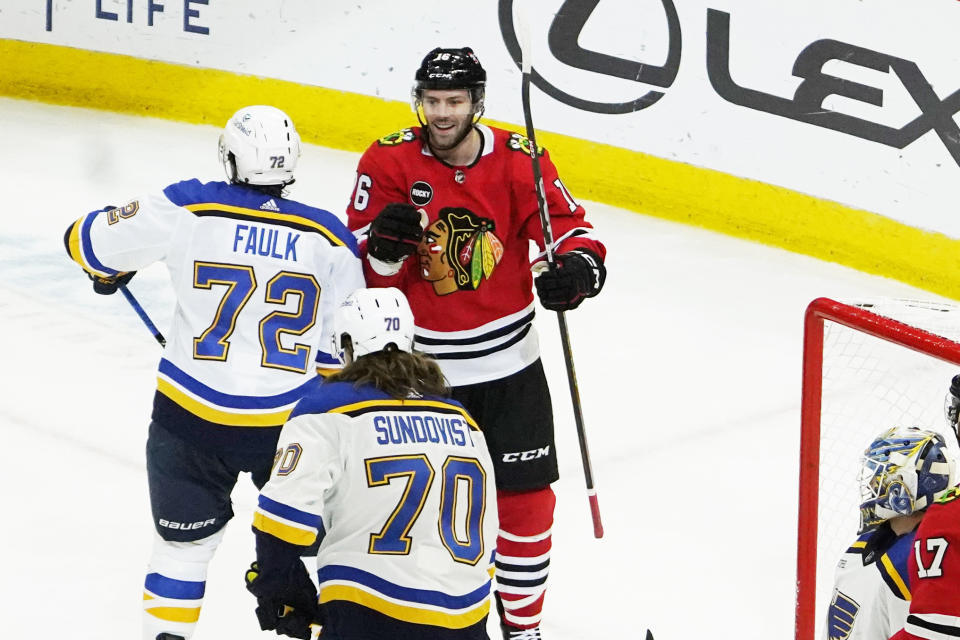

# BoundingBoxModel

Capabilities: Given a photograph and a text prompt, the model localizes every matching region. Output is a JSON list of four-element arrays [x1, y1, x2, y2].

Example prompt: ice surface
[[0, 97, 946, 639]]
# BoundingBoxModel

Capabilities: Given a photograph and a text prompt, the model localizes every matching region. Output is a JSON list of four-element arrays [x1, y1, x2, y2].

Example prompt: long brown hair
[[326, 348, 449, 399]]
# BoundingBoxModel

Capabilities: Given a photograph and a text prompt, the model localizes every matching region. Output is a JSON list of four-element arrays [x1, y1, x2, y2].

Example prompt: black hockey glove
[[535, 249, 606, 312], [245, 561, 319, 639], [89, 270, 136, 295], [367, 203, 423, 263]]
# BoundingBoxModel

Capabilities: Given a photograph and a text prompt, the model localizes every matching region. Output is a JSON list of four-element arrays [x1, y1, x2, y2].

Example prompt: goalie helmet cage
[[796, 297, 960, 640]]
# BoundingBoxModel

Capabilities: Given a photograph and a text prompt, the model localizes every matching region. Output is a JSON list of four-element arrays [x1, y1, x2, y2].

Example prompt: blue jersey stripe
[[315, 350, 340, 366], [80, 209, 118, 275], [289, 381, 466, 419], [258, 495, 324, 530], [317, 564, 491, 610], [162, 179, 359, 252], [158, 358, 317, 409], [144, 573, 205, 600]]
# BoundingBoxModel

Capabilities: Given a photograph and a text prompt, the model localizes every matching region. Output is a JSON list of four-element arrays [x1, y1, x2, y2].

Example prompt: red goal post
[[797, 297, 960, 640]]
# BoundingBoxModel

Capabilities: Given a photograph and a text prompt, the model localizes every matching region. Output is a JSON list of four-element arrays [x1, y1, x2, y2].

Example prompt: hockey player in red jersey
[[890, 375, 960, 640], [345, 47, 607, 639]]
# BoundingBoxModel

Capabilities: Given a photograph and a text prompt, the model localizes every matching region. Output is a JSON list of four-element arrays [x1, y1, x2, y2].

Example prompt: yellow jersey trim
[[183, 203, 345, 247], [66, 219, 86, 268], [156, 378, 291, 427], [329, 398, 479, 429], [881, 553, 912, 600], [143, 605, 202, 623], [252, 512, 318, 547], [65, 217, 112, 278], [318, 584, 489, 629]]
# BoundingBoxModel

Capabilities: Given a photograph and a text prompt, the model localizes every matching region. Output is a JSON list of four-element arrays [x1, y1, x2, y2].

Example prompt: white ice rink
[[0, 97, 948, 639]]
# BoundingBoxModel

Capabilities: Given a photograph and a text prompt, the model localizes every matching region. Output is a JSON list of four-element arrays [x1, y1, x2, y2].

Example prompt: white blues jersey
[[65, 180, 364, 451], [254, 381, 498, 634], [825, 525, 915, 640]]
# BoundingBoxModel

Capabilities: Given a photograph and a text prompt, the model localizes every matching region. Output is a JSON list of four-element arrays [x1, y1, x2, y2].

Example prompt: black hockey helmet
[[414, 47, 486, 104]]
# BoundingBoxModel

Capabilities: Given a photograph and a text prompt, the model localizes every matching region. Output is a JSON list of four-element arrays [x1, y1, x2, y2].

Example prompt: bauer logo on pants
[[159, 517, 216, 530]]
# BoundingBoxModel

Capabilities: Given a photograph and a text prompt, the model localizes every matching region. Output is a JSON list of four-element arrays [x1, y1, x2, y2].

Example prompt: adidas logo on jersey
[[260, 198, 281, 212]]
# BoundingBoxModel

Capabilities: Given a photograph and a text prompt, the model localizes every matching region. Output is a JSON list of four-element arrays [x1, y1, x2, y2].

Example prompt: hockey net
[[797, 297, 960, 640]]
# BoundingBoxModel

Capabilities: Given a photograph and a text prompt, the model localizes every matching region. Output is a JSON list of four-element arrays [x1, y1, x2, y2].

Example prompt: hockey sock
[[495, 486, 556, 630], [142, 529, 224, 640]]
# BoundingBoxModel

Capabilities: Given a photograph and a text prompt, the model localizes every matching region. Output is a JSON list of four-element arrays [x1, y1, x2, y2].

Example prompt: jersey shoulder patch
[[377, 128, 418, 147], [935, 486, 960, 505], [505, 131, 544, 156], [827, 588, 860, 640]]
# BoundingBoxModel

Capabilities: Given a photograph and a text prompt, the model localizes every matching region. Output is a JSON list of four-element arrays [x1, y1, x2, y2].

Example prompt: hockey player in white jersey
[[825, 426, 957, 640], [247, 287, 498, 640], [64, 105, 364, 640]]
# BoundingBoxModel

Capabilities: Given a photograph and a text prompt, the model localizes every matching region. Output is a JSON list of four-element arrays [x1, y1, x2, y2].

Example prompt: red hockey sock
[[495, 486, 556, 629]]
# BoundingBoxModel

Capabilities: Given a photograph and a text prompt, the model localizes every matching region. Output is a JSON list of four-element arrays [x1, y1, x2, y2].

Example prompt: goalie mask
[[858, 426, 958, 533], [334, 288, 415, 364], [218, 105, 301, 187]]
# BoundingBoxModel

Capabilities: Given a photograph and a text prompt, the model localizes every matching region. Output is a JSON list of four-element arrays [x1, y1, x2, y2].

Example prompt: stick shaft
[[119, 284, 166, 347], [521, 69, 603, 539]]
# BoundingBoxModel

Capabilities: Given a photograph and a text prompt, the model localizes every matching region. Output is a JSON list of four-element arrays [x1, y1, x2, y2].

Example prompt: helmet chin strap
[[223, 152, 239, 183]]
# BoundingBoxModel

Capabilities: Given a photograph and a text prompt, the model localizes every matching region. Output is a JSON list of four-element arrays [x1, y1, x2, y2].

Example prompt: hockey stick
[[516, 16, 603, 539], [119, 284, 166, 347]]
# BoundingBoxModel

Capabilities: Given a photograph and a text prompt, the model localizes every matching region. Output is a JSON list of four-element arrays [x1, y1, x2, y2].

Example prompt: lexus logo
[[497, 2, 960, 168], [498, 0, 682, 114], [706, 9, 960, 167]]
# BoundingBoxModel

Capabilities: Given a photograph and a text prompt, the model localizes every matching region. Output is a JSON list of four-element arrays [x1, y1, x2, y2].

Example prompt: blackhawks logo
[[377, 128, 417, 146], [506, 132, 543, 156], [936, 486, 960, 504], [417, 207, 504, 296]]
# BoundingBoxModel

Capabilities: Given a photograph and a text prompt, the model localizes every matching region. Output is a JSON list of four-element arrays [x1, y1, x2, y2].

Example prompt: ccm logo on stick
[[502, 446, 551, 462]]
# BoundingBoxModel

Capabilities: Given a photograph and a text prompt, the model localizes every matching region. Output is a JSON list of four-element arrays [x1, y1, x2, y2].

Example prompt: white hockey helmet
[[858, 425, 958, 533], [334, 288, 416, 362], [218, 105, 301, 186]]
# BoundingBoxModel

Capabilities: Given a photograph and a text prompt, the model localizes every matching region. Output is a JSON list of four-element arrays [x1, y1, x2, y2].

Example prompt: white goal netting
[[805, 298, 960, 640]]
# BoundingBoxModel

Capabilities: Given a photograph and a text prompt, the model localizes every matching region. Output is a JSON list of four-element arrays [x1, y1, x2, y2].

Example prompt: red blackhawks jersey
[[346, 123, 605, 386], [890, 486, 960, 640]]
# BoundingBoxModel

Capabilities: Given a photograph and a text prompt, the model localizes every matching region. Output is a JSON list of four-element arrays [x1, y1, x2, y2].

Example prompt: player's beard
[[427, 116, 473, 153]]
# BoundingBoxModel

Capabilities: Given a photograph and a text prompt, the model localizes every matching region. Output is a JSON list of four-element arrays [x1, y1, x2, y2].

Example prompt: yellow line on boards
[[4, 38, 959, 300]]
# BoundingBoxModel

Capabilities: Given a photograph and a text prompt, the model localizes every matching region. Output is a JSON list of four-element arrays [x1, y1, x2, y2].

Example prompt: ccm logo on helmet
[[502, 446, 550, 462], [159, 518, 216, 530], [410, 181, 434, 206]]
